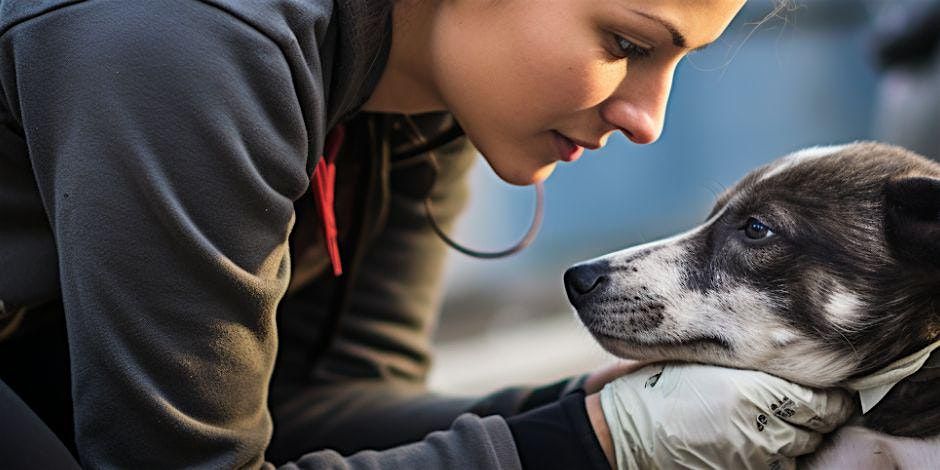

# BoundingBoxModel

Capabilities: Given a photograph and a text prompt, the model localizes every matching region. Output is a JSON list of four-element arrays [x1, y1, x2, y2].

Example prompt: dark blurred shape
[[871, 1, 940, 161], [873, 2, 940, 70]]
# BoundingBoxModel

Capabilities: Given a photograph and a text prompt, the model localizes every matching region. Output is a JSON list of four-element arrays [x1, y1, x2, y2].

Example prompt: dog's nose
[[564, 264, 609, 305]]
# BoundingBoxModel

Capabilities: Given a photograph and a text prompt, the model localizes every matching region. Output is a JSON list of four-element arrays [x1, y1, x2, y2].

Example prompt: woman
[[0, 0, 852, 468]]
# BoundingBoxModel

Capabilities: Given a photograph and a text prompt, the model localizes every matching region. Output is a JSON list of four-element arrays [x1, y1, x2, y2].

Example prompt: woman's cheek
[[569, 58, 627, 108], [527, 52, 620, 122]]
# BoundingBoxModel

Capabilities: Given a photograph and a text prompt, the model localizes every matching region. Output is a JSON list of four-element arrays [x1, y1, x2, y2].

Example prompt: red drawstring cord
[[311, 124, 346, 276]]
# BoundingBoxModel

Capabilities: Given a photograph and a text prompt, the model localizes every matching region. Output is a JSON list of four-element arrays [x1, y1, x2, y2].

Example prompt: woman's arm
[[7, 2, 303, 467]]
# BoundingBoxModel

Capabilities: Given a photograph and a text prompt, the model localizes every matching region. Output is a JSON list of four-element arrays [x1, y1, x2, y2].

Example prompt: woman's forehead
[[600, 0, 746, 50]]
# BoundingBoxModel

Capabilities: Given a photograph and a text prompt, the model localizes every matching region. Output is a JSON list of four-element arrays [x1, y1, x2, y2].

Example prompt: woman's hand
[[582, 360, 653, 395], [588, 363, 855, 470]]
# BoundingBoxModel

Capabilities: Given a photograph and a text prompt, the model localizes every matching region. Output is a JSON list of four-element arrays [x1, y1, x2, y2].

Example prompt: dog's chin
[[589, 330, 733, 364]]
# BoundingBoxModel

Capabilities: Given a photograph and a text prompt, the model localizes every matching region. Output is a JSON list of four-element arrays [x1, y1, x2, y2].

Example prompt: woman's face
[[429, 0, 747, 185]]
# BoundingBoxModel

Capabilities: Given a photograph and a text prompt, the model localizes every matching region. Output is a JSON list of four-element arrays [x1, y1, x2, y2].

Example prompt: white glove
[[600, 363, 854, 470]]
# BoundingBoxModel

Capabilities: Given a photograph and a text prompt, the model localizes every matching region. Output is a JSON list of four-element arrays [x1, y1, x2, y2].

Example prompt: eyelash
[[609, 34, 653, 61]]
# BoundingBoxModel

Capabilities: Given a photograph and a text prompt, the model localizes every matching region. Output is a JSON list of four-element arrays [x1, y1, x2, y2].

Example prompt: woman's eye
[[610, 34, 652, 61], [743, 217, 775, 240]]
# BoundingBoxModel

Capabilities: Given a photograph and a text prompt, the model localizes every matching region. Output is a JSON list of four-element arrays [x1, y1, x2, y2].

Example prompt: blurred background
[[428, 0, 940, 394]]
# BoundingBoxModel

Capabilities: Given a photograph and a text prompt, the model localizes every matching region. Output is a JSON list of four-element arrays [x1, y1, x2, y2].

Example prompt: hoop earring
[[402, 115, 544, 259]]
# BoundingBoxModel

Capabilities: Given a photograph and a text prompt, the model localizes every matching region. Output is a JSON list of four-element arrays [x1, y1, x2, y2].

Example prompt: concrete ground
[[428, 312, 614, 395]]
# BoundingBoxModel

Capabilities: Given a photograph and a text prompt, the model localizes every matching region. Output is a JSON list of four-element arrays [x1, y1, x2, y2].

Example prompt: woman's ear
[[885, 176, 940, 268]]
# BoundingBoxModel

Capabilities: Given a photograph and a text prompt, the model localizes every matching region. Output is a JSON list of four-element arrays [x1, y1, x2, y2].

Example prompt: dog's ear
[[885, 176, 940, 268]]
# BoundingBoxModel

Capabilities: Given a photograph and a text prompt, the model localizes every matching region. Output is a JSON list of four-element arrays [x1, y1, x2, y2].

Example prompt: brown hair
[[760, 0, 798, 28]]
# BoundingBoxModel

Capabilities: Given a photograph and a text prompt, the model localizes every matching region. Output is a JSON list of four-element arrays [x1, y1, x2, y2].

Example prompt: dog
[[564, 142, 940, 467]]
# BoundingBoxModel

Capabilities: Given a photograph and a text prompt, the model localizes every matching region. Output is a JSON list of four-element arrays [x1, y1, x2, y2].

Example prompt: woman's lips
[[552, 130, 585, 163]]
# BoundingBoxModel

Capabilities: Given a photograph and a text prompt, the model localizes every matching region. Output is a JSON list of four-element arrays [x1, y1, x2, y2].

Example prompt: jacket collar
[[325, 0, 393, 131]]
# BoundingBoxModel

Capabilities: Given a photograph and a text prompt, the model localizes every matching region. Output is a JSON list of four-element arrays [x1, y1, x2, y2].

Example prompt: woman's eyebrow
[[631, 10, 714, 52]]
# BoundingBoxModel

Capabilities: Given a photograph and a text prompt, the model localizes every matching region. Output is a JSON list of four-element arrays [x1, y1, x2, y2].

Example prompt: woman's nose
[[599, 64, 677, 145], [601, 103, 661, 145]]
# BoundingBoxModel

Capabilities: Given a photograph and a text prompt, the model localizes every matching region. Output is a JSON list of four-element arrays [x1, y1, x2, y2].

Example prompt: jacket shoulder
[[0, 0, 334, 45]]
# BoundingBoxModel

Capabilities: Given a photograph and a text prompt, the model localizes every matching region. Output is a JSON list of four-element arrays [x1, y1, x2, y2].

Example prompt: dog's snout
[[564, 264, 609, 305]]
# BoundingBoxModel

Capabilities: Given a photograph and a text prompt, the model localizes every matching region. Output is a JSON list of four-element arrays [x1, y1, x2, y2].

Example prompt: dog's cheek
[[678, 285, 804, 361]]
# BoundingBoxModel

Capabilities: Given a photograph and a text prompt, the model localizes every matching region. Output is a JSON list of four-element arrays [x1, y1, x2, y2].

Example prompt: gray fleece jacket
[[0, 0, 551, 467]]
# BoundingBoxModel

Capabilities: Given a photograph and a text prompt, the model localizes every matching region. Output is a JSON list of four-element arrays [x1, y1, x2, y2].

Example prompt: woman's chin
[[488, 159, 557, 186], [532, 164, 557, 183]]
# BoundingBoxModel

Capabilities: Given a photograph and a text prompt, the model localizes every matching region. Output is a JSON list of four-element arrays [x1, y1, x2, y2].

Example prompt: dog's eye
[[743, 217, 775, 240]]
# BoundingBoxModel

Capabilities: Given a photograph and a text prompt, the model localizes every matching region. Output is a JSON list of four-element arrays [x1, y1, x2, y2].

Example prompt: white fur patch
[[760, 144, 850, 181], [767, 342, 861, 387], [825, 290, 864, 327]]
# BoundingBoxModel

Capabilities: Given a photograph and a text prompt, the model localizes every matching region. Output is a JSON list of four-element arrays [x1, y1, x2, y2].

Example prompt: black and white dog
[[565, 142, 940, 466]]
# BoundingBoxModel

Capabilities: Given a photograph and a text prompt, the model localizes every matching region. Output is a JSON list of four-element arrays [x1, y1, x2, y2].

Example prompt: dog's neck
[[857, 345, 940, 438]]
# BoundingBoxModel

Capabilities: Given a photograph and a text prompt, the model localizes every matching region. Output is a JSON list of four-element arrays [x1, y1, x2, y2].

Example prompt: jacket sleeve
[[2, 2, 522, 468], [267, 116, 587, 461]]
